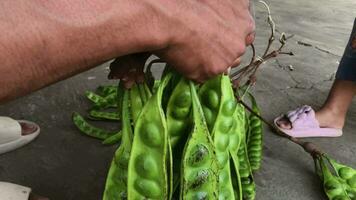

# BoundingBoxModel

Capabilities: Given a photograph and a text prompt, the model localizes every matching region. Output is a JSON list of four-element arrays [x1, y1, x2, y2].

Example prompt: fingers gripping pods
[[103, 89, 133, 200], [127, 73, 172, 200], [72, 112, 116, 140], [246, 94, 263, 171], [180, 81, 219, 200]]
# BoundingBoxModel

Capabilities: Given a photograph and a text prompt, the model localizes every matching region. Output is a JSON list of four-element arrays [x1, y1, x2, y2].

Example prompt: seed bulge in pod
[[348, 175, 356, 188], [218, 118, 234, 133], [175, 90, 191, 108], [172, 107, 191, 119], [216, 135, 230, 151], [206, 90, 220, 110], [202, 107, 213, 125], [222, 100, 237, 116], [339, 167, 354, 180], [134, 178, 161, 198], [189, 144, 209, 166], [135, 154, 158, 179], [141, 123, 161, 147]]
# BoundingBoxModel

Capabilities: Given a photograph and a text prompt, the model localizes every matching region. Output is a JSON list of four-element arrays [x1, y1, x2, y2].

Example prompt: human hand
[[153, 0, 255, 82]]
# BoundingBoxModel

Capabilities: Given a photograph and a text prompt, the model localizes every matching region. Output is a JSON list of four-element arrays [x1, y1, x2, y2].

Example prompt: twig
[[238, 99, 323, 158]]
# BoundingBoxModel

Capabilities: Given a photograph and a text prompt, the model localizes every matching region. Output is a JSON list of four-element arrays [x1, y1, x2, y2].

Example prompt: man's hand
[[150, 0, 255, 82]]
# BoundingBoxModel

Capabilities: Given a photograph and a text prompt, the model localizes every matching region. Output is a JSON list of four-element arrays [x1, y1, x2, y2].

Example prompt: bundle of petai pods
[[72, 63, 264, 199]]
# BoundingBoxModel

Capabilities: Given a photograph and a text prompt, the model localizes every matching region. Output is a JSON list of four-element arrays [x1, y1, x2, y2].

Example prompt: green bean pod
[[180, 81, 219, 200], [198, 76, 223, 131], [327, 157, 356, 198], [72, 112, 116, 140], [209, 75, 239, 200], [102, 131, 122, 145], [238, 140, 256, 200], [246, 93, 263, 171], [88, 110, 120, 121], [103, 89, 133, 200], [231, 109, 255, 200], [127, 73, 172, 200], [318, 156, 351, 200], [166, 77, 192, 198], [129, 84, 144, 124], [96, 85, 117, 97], [229, 103, 248, 200]]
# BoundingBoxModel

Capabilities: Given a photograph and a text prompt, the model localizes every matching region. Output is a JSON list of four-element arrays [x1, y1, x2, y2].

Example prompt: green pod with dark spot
[[103, 88, 133, 200], [72, 112, 116, 140], [127, 73, 172, 200], [180, 81, 219, 200]]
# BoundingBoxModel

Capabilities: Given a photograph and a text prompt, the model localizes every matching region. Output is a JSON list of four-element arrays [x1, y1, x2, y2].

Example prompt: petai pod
[[198, 76, 223, 131], [210, 75, 239, 200], [231, 109, 256, 200], [129, 84, 144, 124], [317, 156, 352, 200], [246, 93, 263, 171], [103, 88, 133, 200], [127, 73, 172, 200], [102, 131, 122, 145], [72, 112, 116, 140], [88, 110, 120, 121], [166, 77, 193, 197], [180, 81, 219, 200]]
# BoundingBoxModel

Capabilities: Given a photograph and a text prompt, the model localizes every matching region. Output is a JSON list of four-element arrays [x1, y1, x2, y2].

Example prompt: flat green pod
[[198, 75, 223, 131], [166, 77, 193, 198], [102, 131, 122, 145], [317, 156, 352, 200], [103, 89, 133, 200], [88, 110, 120, 121], [210, 75, 238, 200], [246, 93, 263, 171], [72, 112, 116, 140], [129, 84, 144, 124], [180, 81, 219, 200], [127, 73, 172, 200]]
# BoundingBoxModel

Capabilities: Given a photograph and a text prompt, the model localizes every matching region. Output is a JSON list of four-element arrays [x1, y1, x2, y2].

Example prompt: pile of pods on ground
[[73, 64, 264, 199]]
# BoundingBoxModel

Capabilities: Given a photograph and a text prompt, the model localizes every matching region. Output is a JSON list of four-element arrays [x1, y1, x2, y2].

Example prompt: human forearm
[[0, 0, 168, 103]]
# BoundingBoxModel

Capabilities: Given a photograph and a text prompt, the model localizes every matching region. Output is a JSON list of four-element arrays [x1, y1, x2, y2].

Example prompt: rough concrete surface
[[1, 0, 356, 199]]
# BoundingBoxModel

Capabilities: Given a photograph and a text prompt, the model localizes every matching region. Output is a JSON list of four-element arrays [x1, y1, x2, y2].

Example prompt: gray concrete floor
[[1, 0, 356, 199]]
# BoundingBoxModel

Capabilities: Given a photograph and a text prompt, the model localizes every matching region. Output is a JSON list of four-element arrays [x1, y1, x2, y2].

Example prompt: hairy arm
[[0, 0, 169, 103], [0, 0, 254, 103]]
